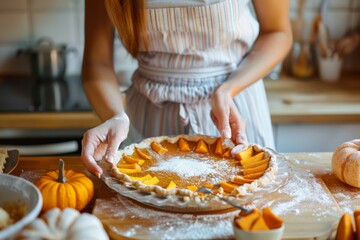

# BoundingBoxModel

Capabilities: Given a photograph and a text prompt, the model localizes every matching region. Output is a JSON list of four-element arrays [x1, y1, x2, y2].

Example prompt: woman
[[81, 0, 292, 177]]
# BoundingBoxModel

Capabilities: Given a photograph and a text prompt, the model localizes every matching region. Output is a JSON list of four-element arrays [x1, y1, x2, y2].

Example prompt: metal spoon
[[196, 187, 252, 214]]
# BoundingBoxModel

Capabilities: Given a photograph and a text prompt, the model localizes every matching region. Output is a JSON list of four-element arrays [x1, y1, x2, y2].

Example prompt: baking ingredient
[[335, 213, 354, 240], [235, 146, 253, 160], [234, 208, 282, 231], [35, 159, 94, 211], [178, 138, 191, 152], [151, 142, 168, 154], [195, 139, 208, 154], [17, 208, 109, 240], [214, 138, 224, 156], [262, 207, 283, 229], [332, 139, 360, 188]]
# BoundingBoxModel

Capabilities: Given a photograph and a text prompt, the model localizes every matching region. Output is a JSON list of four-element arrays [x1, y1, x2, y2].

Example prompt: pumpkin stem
[[58, 159, 66, 183]]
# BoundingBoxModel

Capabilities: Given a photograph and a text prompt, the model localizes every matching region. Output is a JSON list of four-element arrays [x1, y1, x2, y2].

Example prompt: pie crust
[[110, 135, 278, 199], [0, 148, 8, 173]]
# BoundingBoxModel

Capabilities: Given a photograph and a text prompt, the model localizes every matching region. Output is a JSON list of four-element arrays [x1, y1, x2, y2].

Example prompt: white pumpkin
[[17, 208, 109, 240], [332, 139, 360, 188]]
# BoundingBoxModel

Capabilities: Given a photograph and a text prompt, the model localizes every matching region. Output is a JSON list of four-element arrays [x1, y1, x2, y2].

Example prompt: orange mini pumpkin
[[35, 159, 94, 211]]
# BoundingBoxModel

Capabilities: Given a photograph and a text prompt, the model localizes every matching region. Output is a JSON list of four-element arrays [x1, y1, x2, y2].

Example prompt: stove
[[0, 76, 92, 112]]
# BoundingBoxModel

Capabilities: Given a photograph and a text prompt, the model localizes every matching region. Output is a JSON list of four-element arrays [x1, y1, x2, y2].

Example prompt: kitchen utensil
[[17, 38, 76, 81], [196, 186, 252, 214], [33, 78, 68, 111], [2, 150, 19, 174], [0, 174, 42, 240]]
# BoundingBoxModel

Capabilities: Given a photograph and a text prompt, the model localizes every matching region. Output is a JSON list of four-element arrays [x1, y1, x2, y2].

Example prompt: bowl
[[233, 223, 285, 240], [0, 174, 42, 239]]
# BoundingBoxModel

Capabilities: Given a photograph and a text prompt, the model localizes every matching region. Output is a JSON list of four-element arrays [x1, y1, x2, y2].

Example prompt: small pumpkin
[[35, 159, 94, 211], [332, 139, 360, 188], [17, 208, 109, 240]]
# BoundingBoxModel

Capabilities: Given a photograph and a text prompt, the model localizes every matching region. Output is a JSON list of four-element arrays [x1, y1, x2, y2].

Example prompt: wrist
[[111, 112, 130, 124]]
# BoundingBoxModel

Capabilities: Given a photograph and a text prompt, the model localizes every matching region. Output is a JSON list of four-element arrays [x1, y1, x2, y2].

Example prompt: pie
[[110, 135, 278, 199]]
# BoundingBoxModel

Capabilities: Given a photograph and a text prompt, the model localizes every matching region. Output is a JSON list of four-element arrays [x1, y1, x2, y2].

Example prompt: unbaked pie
[[110, 135, 277, 198]]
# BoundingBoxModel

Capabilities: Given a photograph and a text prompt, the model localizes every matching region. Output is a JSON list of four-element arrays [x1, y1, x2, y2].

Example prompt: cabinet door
[[275, 124, 360, 152]]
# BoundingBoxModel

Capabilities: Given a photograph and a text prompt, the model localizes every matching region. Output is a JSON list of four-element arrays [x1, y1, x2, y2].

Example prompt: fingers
[[229, 107, 248, 145], [81, 136, 103, 178], [105, 129, 127, 164], [211, 109, 231, 139]]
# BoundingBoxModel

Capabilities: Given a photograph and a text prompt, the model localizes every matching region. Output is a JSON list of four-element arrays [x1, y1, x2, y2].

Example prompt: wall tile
[[326, 11, 351, 39], [0, 0, 27, 10], [0, 44, 31, 75], [31, 0, 74, 11], [328, 0, 350, 9], [0, 13, 29, 42], [32, 12, 77, 44], [66, 43, 83, 75]]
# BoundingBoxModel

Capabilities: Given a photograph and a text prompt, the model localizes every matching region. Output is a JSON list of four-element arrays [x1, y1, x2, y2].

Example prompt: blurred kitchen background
[[0, 0, 359, 155]]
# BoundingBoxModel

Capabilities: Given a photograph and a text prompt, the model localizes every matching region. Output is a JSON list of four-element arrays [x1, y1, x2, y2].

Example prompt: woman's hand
[[81, 112, 130, 177], [210, 88, 248, 145]]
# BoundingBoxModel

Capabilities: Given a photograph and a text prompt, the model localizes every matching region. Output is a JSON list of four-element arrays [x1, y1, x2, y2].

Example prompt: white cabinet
[[273, 123, 360, 152]]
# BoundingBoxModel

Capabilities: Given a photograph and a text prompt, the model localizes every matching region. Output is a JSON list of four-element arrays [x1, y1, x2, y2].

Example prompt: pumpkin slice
[[203, 183, 214, 189], [355, 214, 360, 240], [243, 162, 269, 176], [251, 216, 270, 231], [142, 176, 159, 185], [195, 139, 208, 154], [242, 158, 270, 169], [262, 207, 283, 229], [135, 147, 151, 160], [118, 163, 141, 174], [221, 182, 238, 193], [214, 138, 224, 156], [240, 151, 265, 165], [129, 174, 152, 181], [243, 171, 265, 180], [335, 213, 354, 240], [187, 185, 198, 191], [232, 176, 254, 185], [123, 155, 145, 165], [117, 163, 139, 169], [235, 210, 260, 230], [236, 208, 261, 218], [223, 148, 232, 158], [151, 142, 168, 154], [235, 146, 254, 161], [166, 181, 177, 190], [178, 138, 191, 152]]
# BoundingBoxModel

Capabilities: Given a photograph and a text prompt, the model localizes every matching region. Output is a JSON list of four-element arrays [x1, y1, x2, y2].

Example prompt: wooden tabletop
[[12, 153, 358, 240]]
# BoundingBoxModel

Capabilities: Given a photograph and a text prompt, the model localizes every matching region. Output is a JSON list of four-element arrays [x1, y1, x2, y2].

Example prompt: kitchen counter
[[12, 152, 358, 240], [265, 73, 360, 124], [0, 73, 359, 130]]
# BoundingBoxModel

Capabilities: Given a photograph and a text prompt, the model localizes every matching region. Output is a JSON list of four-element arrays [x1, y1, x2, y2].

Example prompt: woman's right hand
[[81, 113, 130, 177]]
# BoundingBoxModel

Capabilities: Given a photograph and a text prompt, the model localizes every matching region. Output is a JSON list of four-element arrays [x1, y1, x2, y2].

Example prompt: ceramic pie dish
[[100, 135, 290, 212]]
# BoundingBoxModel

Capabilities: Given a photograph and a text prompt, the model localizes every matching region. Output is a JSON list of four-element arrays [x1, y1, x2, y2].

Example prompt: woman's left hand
[[210, 88, 248, 145]]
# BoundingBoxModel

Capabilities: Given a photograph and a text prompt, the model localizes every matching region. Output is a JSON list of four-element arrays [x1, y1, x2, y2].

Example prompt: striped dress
[[124, 0, 275, 149]]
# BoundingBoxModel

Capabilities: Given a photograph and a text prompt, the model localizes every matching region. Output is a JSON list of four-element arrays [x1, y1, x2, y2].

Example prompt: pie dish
[[109, 135, 278, 199], [0, 148, 8, 174]]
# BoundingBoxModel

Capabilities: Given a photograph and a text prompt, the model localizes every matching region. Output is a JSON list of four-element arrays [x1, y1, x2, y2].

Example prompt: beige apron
[[125, 0, 275, 148]]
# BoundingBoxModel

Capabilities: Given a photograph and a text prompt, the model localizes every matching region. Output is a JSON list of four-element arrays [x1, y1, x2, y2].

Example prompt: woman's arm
[[82, 0, 125, 121], [81, 0, 129, 177], [220, 0, 292, 96], [211, 0, 292, 144]]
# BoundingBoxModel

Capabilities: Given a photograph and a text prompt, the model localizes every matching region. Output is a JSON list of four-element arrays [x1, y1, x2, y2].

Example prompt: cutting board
[[92, 162, 342, 240]]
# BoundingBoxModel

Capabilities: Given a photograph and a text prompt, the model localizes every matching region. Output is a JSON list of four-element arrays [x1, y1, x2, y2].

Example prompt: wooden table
[[12, 153, 358, 240]]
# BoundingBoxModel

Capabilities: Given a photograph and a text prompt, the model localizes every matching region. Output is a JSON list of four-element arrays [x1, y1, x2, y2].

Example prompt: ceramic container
[[233, 223, 285, 240], [0, 174, 42, 239]]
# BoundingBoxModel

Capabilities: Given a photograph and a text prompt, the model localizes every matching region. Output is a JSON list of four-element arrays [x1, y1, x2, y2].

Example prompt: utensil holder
[[317, 54, 343, 82]]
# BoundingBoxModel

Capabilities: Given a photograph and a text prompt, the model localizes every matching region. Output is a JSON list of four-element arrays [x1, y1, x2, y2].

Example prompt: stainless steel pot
[[18, 38, 75, 80]]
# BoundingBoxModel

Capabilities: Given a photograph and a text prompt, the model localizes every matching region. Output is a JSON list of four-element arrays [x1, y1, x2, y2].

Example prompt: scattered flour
[[148, 157, 217, 178], [147, 156, 238, 184]]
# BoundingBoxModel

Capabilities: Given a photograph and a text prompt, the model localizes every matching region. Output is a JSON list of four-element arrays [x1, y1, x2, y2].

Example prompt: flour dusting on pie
[[110, 135, 278, 199]]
